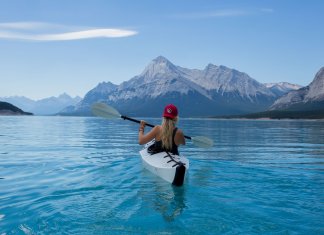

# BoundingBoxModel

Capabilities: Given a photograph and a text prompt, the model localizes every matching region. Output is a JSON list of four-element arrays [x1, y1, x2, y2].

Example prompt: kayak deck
[[139, 141, 189, 186]]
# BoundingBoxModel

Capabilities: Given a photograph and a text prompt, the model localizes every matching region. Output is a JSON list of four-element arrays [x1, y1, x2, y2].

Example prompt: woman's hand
[[139, 120, 146, 132]]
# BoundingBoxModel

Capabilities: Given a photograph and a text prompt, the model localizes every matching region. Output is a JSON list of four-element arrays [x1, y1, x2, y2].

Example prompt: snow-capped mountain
[[108, 56, 211, 101], [63, 56, 283, 117], [264, 82, 302, 96], [269, 67, 324, 111], [180, 64, 275, 102], [0, 93, 82, 115]]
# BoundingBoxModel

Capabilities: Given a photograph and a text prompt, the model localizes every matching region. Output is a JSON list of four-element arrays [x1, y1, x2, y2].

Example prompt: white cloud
[[0, 22, 138, 41]]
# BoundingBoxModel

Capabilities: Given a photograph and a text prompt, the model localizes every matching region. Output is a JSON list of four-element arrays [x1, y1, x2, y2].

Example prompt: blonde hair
[[161, 117, 177, 150]]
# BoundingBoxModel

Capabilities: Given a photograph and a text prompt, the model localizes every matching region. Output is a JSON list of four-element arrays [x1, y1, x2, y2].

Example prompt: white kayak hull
[[139, 142, 189, 186]]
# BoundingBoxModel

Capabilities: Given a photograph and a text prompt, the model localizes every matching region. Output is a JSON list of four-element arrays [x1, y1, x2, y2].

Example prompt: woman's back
[[153, 127, 180, 155]]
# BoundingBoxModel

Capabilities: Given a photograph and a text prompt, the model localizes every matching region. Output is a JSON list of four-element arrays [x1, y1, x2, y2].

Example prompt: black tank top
[[151, 128, 179, 155]]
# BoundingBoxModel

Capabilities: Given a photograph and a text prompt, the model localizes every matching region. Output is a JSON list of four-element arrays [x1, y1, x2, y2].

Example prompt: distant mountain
[[264, 82, 302, 96], [0, 93, 82, 115], [0, 101, 33, 115], [270, 67, 324, 111], [60, 82, 117, 115], [61, 56, 285, 117]]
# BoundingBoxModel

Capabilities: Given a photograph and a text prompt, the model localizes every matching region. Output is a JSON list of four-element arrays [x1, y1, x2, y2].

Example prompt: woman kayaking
[[138, 104, 185, 155]]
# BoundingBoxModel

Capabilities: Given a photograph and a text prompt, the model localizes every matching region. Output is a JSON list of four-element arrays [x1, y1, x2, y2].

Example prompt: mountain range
[[0, 93, 81, 115], [221, 66, 324, 119], [3, 56, 315, 118], [60, 56, 302, 117], [269, 67, 324, 111]]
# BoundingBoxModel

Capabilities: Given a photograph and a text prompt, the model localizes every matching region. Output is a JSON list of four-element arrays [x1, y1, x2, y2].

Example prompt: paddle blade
[[191, 136, 214, 148], [91, 102, 121, 119]]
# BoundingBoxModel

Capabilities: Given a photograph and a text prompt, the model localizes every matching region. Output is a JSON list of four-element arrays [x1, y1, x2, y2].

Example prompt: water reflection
[[148, 179, 187, 222]]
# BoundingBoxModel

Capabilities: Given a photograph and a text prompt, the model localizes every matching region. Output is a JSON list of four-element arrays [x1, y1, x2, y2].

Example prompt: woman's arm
[[138, 121, 159, 145], [175, 129, 186, 146]]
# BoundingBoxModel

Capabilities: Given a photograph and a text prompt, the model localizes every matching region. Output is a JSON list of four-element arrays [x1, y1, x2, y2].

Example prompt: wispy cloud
[[171, 8, 274, 19], [0, 22, 138, 41]]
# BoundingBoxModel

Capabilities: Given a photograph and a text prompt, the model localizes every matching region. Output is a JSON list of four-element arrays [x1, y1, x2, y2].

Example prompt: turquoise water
[[0, 116, 323, 234]]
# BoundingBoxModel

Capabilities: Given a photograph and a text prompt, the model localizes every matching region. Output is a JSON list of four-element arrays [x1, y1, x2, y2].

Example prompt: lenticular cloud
[[0, 22, 138, 41]]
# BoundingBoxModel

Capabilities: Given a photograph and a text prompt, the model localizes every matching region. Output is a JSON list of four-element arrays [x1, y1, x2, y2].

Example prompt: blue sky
[[0, 0, 323, 100]]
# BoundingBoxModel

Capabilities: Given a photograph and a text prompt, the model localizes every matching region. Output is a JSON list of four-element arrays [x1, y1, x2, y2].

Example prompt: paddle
[[91, 102, 213, 148]]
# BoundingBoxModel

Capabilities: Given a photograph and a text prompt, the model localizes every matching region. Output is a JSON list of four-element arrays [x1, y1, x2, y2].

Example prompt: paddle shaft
[[121, 115, 192, 140]]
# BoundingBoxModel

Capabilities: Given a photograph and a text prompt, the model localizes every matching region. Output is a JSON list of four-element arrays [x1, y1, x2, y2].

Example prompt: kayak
[[139, 140, 189, 186]]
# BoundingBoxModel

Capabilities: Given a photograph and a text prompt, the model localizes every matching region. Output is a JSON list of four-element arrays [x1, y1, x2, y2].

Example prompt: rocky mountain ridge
[[270, 67, 324, 111]]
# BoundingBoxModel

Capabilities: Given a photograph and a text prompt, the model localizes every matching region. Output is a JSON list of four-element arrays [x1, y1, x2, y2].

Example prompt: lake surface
[[0, 116, 323, 234]]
